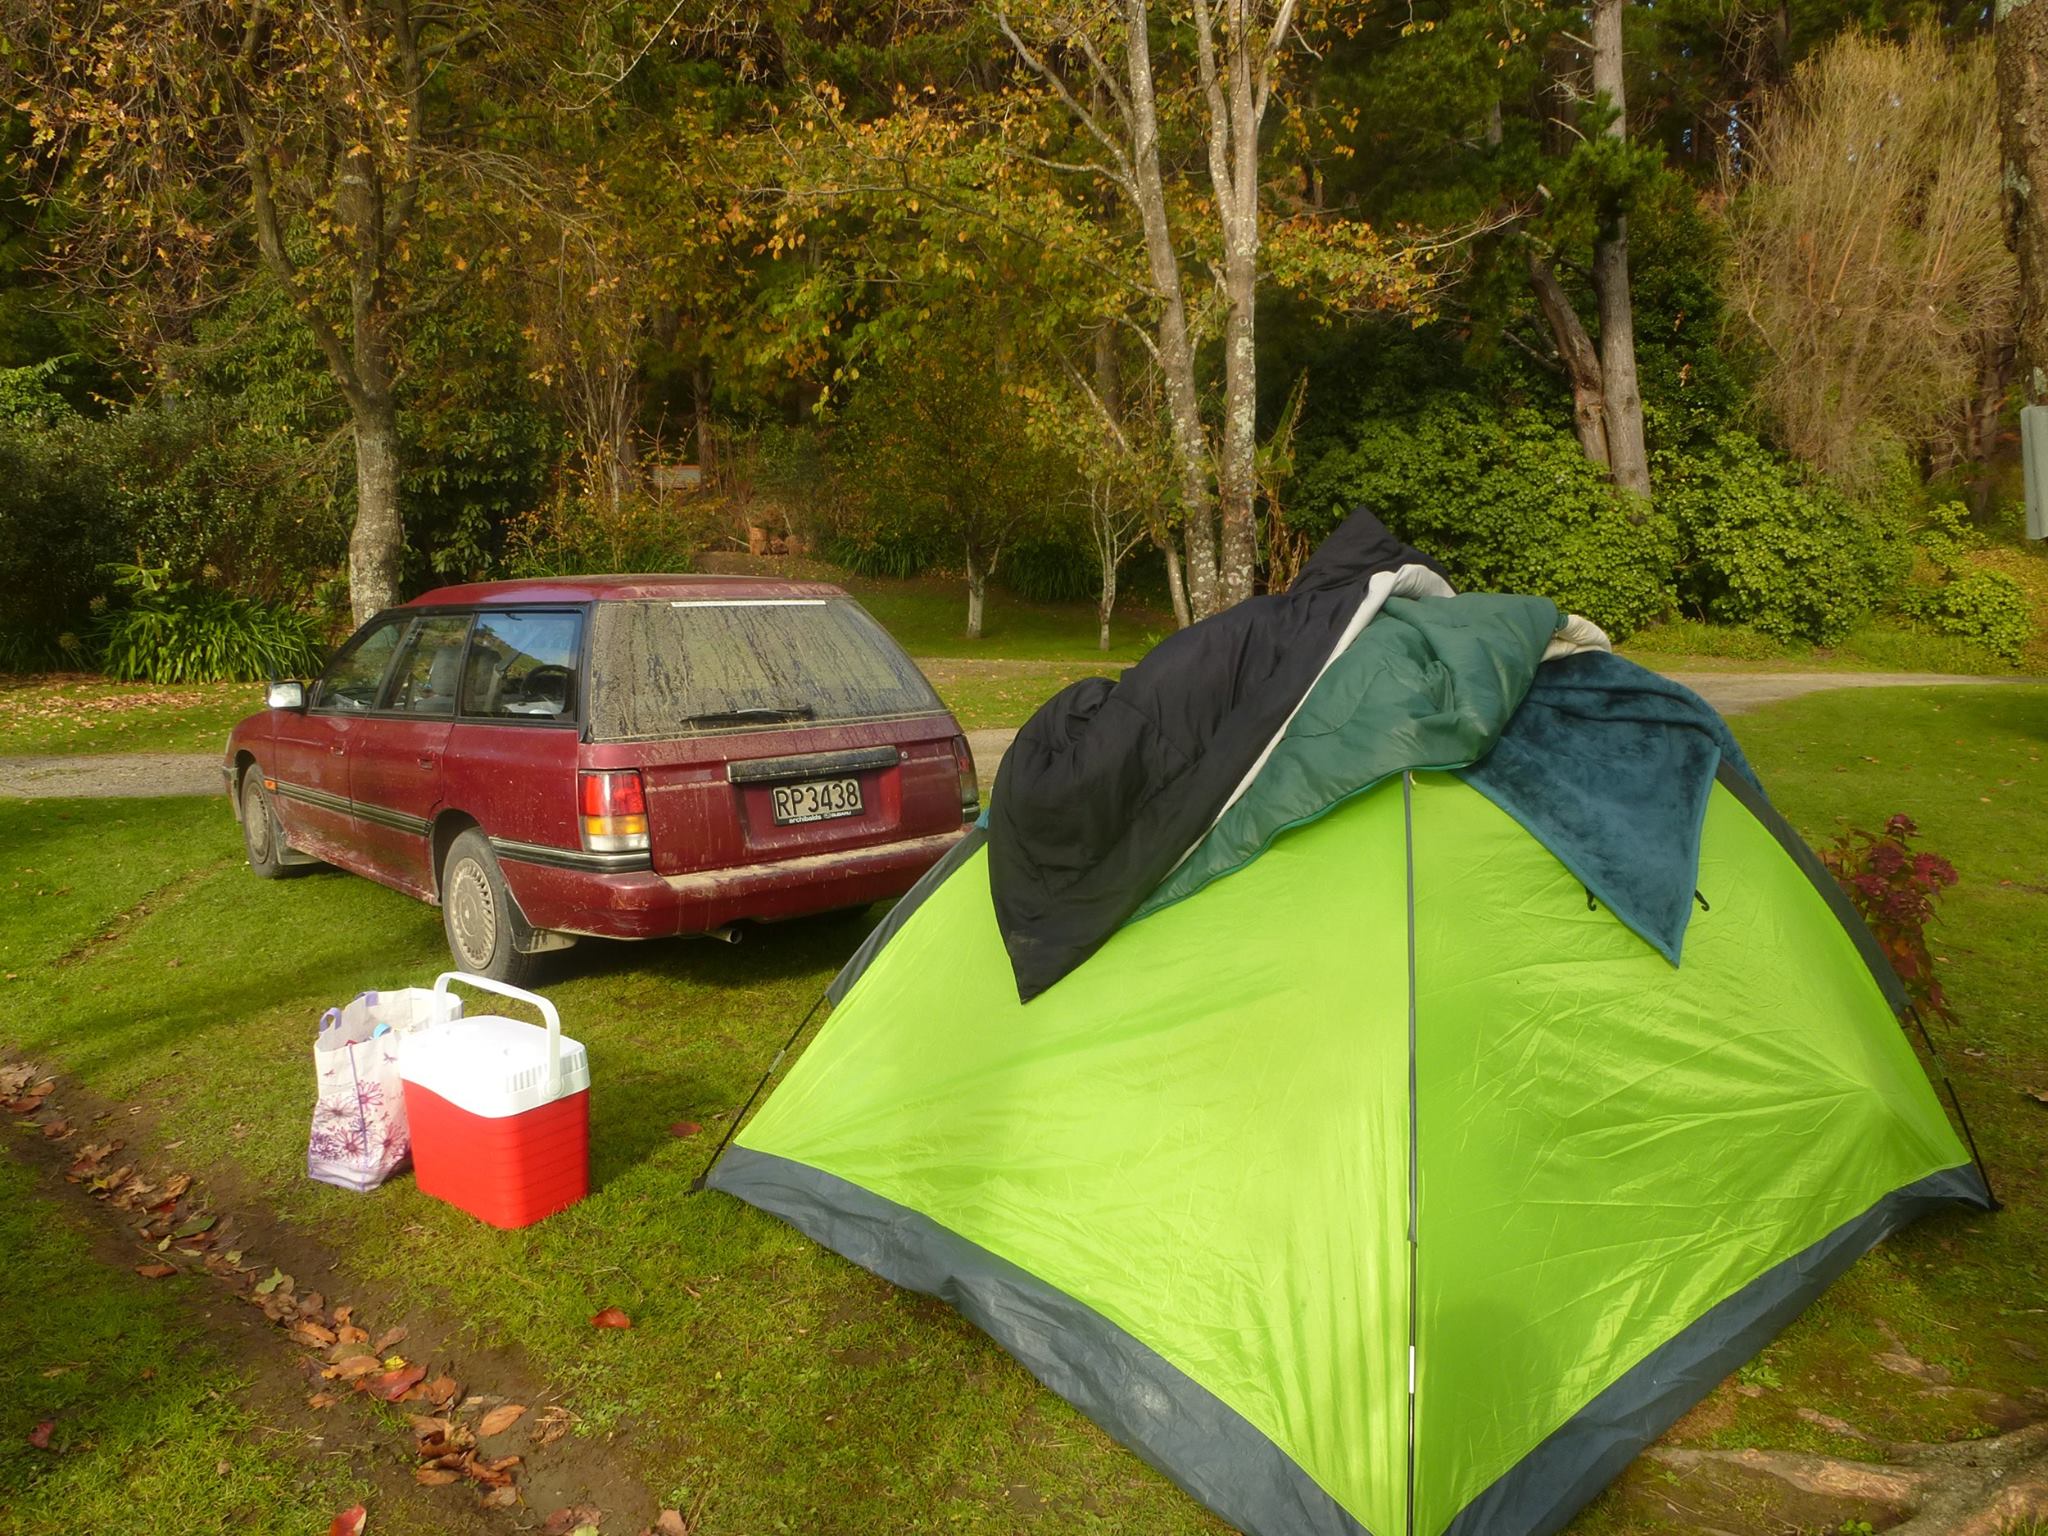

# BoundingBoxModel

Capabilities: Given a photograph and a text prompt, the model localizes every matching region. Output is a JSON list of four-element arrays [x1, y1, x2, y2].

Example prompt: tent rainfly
[[705, 511, 1993, 1536]]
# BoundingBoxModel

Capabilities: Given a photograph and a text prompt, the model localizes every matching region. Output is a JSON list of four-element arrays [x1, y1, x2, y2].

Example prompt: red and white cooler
[[401, 973, 590, 1229]]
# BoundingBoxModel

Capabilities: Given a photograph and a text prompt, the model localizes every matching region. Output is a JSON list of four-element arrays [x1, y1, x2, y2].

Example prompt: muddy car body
[[223, 575, 976, 981]]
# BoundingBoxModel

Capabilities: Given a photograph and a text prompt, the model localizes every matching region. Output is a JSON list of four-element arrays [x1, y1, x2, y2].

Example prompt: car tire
[[440, 829, 542, 986], [239, 768, 295, 880]]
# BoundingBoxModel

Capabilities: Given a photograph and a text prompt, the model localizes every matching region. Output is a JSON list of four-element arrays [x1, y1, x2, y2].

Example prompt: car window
[[461, 610, 583, 721], [313, 617, 405, 713], [383, 614, 474, 716], [587, 598, 943, 741]]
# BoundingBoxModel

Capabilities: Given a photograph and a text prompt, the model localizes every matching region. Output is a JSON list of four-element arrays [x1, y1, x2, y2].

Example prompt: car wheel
[[440, 829, 541, 986], [239, 768, 294, 880]]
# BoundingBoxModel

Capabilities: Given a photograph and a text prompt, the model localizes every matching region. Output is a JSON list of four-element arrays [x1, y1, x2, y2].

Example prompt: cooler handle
[[433, 972, 561, 1100]]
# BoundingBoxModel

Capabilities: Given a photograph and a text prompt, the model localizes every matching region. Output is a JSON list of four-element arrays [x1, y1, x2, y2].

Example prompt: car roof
[[408, 573, 851, 606]]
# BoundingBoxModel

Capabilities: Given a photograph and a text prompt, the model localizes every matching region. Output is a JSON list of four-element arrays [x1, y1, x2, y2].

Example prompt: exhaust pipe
[[704, 925, 742, 945]]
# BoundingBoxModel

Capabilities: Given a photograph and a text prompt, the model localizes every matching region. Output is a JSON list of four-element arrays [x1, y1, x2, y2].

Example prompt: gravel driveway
[[1, 671, 2035, 800]]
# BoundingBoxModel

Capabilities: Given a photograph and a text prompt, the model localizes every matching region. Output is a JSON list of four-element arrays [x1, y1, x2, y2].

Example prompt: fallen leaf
[[41, 1118, 70, 1139], [669, 1120, 701, 1138], [589, 1306, 632, 1330], [530, 1405, 575, 1447], [372, 1325, 408, 1353], [544, 1507, 602, 1535], [329, 1354, 383, 1381], [328, 1507, 367, 1536], [291, 1321, 338, 1349], [366, 1364, 428, 1402], [135, 1262, 177, 1279], [654, 1512, 691, 1536], [27, 1420, 54, 1451], [477, 1403, 526, 1437], [2025, 1087, 2048, 1107], [215, 1459, 230, 1476], [479, 1486, 519, 1509], [415, 1467, 462, 1487], [253, 1268, 291, 1296], [171, 1212, 216, 1239], [410, 1415, 453, 1439], [336, 1324, 370, 1345], [159, 1172, 191, 1201], [333, 1304, 353, 1325], [307, 1392, 340, 1410], [420, 1375, 460, 1409]]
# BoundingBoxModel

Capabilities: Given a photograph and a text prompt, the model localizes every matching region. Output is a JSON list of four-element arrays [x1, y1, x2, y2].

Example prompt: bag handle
[[434, 972, 561, 1100]]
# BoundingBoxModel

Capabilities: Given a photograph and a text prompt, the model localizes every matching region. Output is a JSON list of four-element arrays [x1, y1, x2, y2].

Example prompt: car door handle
[[329, 743, 346, 756], [416, 753, 437, 769]]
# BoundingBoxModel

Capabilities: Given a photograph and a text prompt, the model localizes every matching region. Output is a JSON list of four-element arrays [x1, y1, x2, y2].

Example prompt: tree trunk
[[1528, 254, 1611, 464], [1123, 1, 1220, 620], [693, 354, 717, 475], [1160, 534, 1192, 628], [1098, 556, 1116, 651], [348, 391, 405, 624], [965, 545, 987, 641], [1210, 9, 1264, 612], [1590, 0, 1652, 500], [1998, 0, 2048, 411]]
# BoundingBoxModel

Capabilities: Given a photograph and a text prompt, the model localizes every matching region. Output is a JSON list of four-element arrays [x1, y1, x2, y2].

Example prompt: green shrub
[[1893, 502, 2035, 662], [1292, 397, 1677, 637], [1000, 530, 1097, 603], [92, 565, 327, 684], [502, 492, 708, 578], [1659, 432, 1905, 645]]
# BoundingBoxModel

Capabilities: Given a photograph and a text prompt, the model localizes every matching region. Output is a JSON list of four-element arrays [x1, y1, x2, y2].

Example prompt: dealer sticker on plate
[[771, 777, 864, 824]]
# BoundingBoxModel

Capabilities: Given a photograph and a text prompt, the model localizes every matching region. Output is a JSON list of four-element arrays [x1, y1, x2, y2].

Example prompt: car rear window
[[587, 598, 944, 741]]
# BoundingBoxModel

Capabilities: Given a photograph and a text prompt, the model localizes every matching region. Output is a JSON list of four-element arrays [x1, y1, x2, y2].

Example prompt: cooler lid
[[401, 1015, 589, 1118]]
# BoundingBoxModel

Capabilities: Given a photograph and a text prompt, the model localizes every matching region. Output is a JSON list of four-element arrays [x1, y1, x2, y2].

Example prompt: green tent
[[710, 719, 1988, 1535]]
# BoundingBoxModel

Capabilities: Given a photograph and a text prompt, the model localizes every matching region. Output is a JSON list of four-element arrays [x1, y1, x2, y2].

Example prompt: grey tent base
[[708, 1144, 1375, 1536], [1441, 1161, 1991, 1535], [713, 1147, 1988, 1536]]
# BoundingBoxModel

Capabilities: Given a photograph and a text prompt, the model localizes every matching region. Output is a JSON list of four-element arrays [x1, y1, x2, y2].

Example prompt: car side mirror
[[267, 680, 306, 711]]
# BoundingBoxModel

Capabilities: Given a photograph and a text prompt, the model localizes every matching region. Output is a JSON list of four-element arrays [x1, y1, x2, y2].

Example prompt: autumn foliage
[[1820, 814, 1961, 1023]]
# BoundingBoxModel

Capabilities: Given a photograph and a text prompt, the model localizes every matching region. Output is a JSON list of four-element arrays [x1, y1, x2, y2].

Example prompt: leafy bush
[[1890, 503, 2034, 664], [1000, 530, 1097, 602], [0, 417, 129, 668], [1659, 432, 1906, 645], [1819, 814, 1960, 1024], [502, 492, 709, 577], [1292, 397, 1677, 636], [92, 565, 326, 684]]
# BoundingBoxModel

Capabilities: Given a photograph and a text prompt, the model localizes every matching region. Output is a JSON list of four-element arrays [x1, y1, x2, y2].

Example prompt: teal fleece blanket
[[1132, 595, 1760, 966]]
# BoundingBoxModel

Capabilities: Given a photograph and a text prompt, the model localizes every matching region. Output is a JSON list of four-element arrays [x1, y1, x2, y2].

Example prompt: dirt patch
[[1, 1057, 663, 1531], [0, 752, 224, 799]]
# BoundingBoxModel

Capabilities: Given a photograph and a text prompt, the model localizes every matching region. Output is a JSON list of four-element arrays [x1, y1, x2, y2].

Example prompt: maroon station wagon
[[222, 575, 977, 983]]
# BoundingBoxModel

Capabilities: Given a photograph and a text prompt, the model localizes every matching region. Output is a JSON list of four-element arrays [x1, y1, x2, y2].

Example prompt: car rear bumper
[[495, 825, 969, 939]]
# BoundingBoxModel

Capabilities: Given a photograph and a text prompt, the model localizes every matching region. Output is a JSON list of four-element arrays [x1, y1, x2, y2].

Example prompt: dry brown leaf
[[372, 1325, 408, 1353], [409, 1415, 453, 1440], [134, 1262, 176, 1279], [419, 1376, 460, 1409], [476, 1403, 526, 1438], [290, 1321, 337, 1349], [336, 1323, 370, 1345], [159, 1172, 192, 1201], [332, 1303, 353, 1325], [544, 1506, 603, 1535], [328, 1507, 367, 1536], [2024, 1086, 2048, 1106], [529, 1405, 575, 1448], [41, 1118, 71, 1140], [366, 1364, 428, 1402], [27, 1419, 54, 1451], [415, 1466, 462, 1487], [654, 1510, 692, 1536], [329, 1354, 383, 1381], [479, 1486, 518, 1509], [306, 1392, 340, 1410], [589, 1306, 632, 1330]]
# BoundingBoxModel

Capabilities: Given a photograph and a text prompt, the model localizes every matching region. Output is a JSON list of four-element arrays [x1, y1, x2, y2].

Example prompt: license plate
[[771, 777, 864, 825]]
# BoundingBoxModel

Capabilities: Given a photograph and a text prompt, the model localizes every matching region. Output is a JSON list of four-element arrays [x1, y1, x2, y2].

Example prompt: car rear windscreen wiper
[[684, 706, 817, 726]]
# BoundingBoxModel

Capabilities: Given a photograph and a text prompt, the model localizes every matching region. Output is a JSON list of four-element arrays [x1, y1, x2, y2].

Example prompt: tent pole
[[1904, 1003, 2002, 1211], [690, 989, 830, 1194], [1402, 772, 1421, 1536]]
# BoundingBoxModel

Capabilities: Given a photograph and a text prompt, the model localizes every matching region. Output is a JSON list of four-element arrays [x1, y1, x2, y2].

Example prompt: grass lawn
[[0, 1150, 375, 1534], [2, 684, 2044, 1532]]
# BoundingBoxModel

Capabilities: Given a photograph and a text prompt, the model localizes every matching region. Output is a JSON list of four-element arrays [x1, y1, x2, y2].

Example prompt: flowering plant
[[1820, 814, 1960, 1023]]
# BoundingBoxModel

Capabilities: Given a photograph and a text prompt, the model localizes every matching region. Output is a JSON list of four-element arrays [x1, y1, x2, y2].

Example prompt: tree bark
[[1121, 2, 1221, 620], [1204, 0, 1265, 611], [348, 391, 405, 621], [1590, 0, 1652, 499], [1160, 534, 1192, 628], [1998, 0, 2048, 410], [964, 542, 987, 640], [1098, 555, 1116, 651], [1528, 254, 1611, 464]]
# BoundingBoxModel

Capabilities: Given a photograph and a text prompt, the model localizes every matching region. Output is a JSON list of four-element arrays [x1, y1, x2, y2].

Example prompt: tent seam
[[1402, 770, 1420, 1536]]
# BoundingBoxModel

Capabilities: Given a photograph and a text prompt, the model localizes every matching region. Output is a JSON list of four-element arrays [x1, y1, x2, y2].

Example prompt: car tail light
[[579, 770, 649, 853], [951, 735, 980, 819]]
